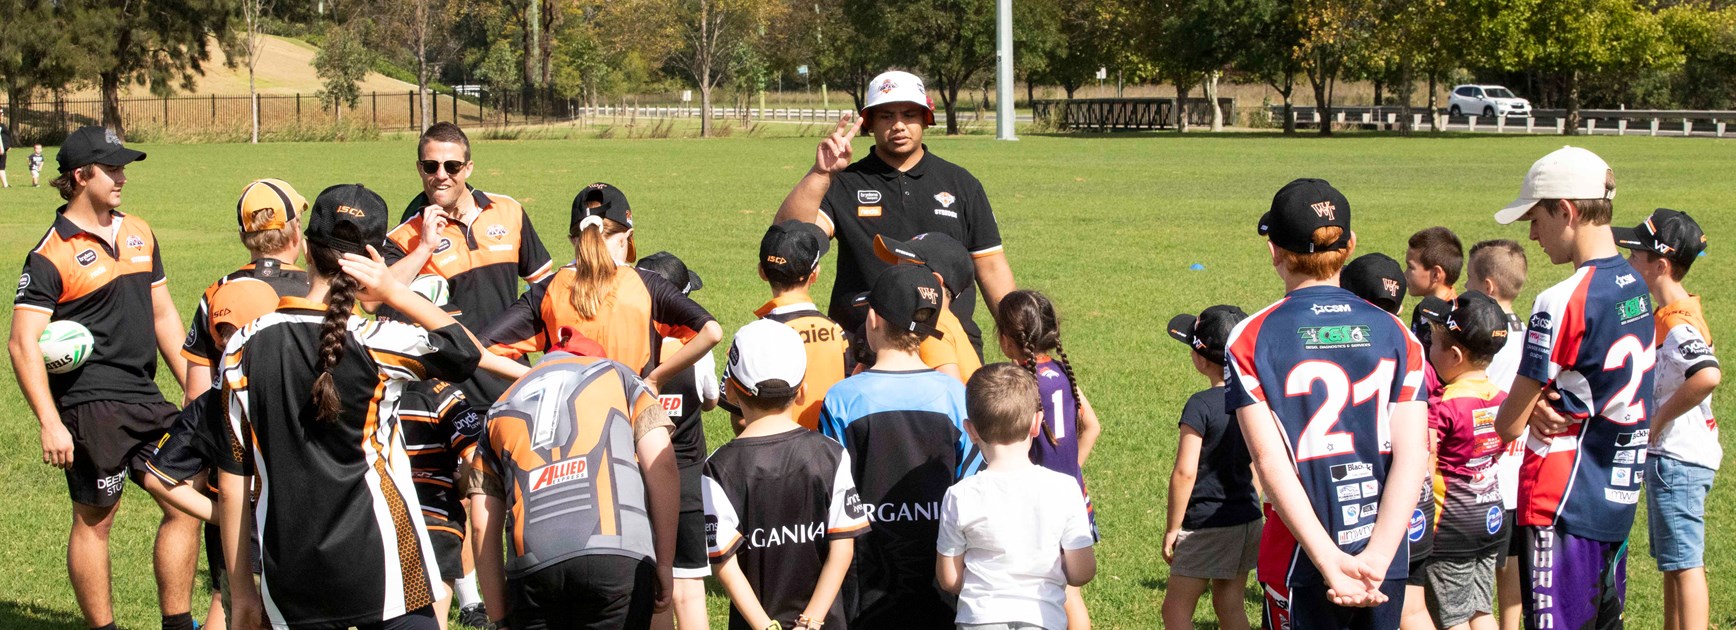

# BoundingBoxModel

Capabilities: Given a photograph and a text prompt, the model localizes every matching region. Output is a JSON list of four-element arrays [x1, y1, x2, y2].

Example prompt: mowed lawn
[[0, 131, 1733, 628]]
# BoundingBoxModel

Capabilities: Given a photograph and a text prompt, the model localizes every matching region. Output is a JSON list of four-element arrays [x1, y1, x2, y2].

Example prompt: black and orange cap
[[305, 184, 388, 256]]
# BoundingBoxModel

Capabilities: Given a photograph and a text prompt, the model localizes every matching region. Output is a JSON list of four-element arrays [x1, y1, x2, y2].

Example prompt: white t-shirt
[[1487, 312, 1527, 511], [937, 465, 1094, 629], [1649, 303, 1720, 469]]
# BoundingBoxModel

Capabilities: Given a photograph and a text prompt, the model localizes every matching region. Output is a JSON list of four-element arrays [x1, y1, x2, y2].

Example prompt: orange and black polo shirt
[[14, 208, 168, 407], [481, 265, 715, 377], [181, 258, 310, 380], [381, 187, 554, 332]]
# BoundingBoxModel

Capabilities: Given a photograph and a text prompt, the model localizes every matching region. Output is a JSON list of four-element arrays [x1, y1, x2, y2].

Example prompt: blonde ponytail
[[568, 218, 630, 319]]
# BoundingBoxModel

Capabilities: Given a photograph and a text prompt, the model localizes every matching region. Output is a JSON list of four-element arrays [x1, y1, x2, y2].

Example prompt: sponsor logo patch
[[1339, 523, 1374, 545], [1336, 484, 1362, 501], [1342, 505, 1361, 525], [1330, 462, 1373, 481], [1407, 509, 1427, 542], [1614, 430, 1649, 448], [335, 205, 367, 218], [487, 224, 508, 239], [1615, 273, 1636, 288], [1311, 303, 1352, 315], [1680, 340, 1714, 361], [1361, 503, 1378, 518], [1486, 506, 1504, 535], [97, 472, 126, 496], [857, 205, 882, 217], [857, 190, 883, 204], [1614, 450, 1636, 464], [76, 249, 99, 266], [433, 238, 453, 254], [528, 458, 589, 492], [1360, 480, 1380, 499], [1530, 313, 1554, 331], [1298, 325, 1372, 349], [1617, 296, 1650, 324], [1605, 488, 1640, 504], [1612, 468, 1632, 487], [126, 235, 145, 249], [16, 272, 29, 293], [934, 209, 958, 219], [659, 394, 685, 417], [453, 410, 483, 437]]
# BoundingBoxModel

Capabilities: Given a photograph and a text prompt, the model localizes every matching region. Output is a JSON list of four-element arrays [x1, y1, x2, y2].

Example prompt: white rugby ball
[[40, 320, 94, 374], [410, 274, 451, 307]]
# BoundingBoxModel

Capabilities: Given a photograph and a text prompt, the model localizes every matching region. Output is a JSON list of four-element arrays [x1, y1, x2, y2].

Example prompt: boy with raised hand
[[1463, 239, 1529, 630], [1614, 209, 1719, 630], [873, 232, 982, 383], [9, 126, 201, 630], [936, 364, 1096, 630], [1492, 146, 1655, 630], [1226, 178, 1429, 629], [1415, 293, 1511, 630], [705, 320, 869, 630], [820, 264, 981, 628], [730, 220, 851, 432]]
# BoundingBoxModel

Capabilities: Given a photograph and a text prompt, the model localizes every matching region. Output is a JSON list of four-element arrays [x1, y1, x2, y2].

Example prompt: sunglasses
[[418, 160, 467, 175]]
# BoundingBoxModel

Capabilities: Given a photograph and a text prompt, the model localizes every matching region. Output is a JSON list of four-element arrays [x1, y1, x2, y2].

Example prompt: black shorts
[[146, 393, 221, 486], [674, 509, 710, 578], [426, 516, 465, 583], [1505, 510, 1522, 557], [509, 555, 656, 630], [205, 521, 226, 591], [62, 399, 179, 507]]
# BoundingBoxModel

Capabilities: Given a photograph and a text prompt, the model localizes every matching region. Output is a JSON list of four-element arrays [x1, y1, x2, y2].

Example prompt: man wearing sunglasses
[[380, 122, 554, 628]]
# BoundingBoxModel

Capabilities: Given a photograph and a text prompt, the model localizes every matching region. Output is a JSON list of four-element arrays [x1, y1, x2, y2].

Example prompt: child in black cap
[[1161, 305, 1260, 630]]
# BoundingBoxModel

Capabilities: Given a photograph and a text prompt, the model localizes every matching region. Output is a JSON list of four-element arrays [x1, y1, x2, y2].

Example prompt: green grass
[[1, 132, 1734, 628]]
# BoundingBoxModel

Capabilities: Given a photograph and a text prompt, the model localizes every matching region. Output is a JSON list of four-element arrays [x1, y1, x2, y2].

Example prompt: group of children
[[1161, 146, 1719, 630]]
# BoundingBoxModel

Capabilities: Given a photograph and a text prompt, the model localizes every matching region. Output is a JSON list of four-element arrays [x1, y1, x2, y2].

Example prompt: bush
[[125, 120, 383, 144]]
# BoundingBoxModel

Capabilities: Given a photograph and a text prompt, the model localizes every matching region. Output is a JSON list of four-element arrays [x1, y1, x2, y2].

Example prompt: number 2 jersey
[[1516, 256, 1656, 542], [1225, 285, 1425, 586]]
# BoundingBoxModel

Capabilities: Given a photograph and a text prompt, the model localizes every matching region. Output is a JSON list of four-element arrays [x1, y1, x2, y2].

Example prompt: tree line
[[3, 0, 1736, 139]]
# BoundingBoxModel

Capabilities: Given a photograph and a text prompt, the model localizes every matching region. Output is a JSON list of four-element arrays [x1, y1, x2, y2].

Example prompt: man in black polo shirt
[[9, 126, 201, 630], [775, 70, 1015, 352]]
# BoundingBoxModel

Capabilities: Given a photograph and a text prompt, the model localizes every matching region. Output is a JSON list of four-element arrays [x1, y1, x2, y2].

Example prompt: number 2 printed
[[1285, 359, 1397, 461]]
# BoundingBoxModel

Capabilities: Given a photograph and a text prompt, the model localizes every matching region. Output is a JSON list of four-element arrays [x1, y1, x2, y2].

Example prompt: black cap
[[863, 265, 944, 339], [1259, 178, 1352, 253], [304, 184, 389, 255], [57, 126, 147, 174], [761, 221, 830, 285], [1167, 305, 1248, 362], [570, 182, 633, 235], [1342, 253, 1406, 315], [873, 232, 974, 299], [636, 251, 704, 294], [1417, 292, 1509, 359], [1614, 208, 1706, 272]]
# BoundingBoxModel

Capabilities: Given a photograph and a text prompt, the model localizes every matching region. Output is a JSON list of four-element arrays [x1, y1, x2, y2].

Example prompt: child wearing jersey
[[875, 232, 983, 383], [636, 250, 720, 630], [30, 144, 44, 186], [1493, 146, 1655, 630], [1616, 209, 1719, 630], [820, 265, 981, 628], [731, 220, 851, 432], [1227, 178, 1429, 629], [1463, 239, 1528, 630], [996, 289, 1102, 628], [396, 380, 483, 630], [1416, 293, 1511, 630], [705, 320, 869, 630], [1161, 305, 1259, 630], [937, 364, 1097, 630]]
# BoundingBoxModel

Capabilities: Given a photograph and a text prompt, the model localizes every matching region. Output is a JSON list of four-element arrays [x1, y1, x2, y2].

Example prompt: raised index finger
[[847, 112, 864, 137]]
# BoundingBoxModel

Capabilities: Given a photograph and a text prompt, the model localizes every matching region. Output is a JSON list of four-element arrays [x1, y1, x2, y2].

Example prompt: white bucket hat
[[861, 70, 935, 127]]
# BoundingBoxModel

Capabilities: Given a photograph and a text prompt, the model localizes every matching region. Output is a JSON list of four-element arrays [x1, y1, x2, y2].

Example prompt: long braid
[[1052, 338, 1085, 436], [310, 266, 359, 424], [1019, 343, 1059, 446]]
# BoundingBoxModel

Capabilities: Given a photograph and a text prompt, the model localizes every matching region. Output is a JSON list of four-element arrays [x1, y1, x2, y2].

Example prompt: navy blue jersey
[[818, 368, 979, 627], [1516, 256, 1656, 542], [1225, 285, 1425, 586]]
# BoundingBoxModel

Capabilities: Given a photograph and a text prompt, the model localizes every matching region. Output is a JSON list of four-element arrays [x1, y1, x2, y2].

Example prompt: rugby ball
[[410, 274, 451, 307], [40, 320, 94, 374]]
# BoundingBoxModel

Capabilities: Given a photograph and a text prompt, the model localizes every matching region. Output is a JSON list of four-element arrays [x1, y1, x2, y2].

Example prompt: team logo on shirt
[[1407, 509, 1427, 542], [1680, 339, 1713, 361], [1310, 303, 1352, 315], [1330, 462, 1373, 481], [126, 235, 145, 250], [1617, 296, 1650, 324], [433, 238, 453, 254], [487, 224, 508, 239], [934, 192, 955, 208], [857, 190, 882, 204], [1297, 324, 1371, 349], [1486, 506, 1503, 535], [528, 458, 589, 492], [76, 249, 98, 266]]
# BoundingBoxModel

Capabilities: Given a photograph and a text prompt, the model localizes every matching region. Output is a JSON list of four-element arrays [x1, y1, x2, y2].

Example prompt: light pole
[[995, 0, 1017, 140]]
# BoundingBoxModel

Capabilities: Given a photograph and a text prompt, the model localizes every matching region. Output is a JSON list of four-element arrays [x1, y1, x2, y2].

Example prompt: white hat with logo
[[862, 70, 935, 127], [1495, 146, 1615, 224], [724, 320, 807, 398]]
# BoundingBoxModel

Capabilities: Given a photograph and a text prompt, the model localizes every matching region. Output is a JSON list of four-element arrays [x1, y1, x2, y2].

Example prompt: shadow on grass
[[0, 600, 86, 630]]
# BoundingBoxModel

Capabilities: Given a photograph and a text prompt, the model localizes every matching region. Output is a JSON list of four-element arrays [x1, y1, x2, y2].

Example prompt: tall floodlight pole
[[995, 0, 1017, 140]]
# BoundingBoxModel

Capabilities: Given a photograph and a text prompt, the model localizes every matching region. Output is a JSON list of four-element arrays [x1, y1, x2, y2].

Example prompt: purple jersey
[[1225, 285, 1425, 586], [1028, 357, 1083, 485], [1516, 256, 1656, 542]]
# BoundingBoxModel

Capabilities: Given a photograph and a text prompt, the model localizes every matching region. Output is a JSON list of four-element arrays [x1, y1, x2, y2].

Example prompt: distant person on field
[[1160, 305, 1259, 630], [1615, 209, 1719, 630], [1463, 239, 1528, 630], [876, 232, 982, 383], [775, 70, 1015, 355], [724, 220, 852, 432], [936, 364, 1097, 630], [0, 109, 10, 188], [9, 126, 199, 630], [31, 143, 45, 187]]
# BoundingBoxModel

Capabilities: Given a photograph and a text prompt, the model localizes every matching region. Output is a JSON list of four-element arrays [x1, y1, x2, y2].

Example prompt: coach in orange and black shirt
[[8, 125, 200, 630], [479, 183, 722, 393], [383, 122, 554, 402]]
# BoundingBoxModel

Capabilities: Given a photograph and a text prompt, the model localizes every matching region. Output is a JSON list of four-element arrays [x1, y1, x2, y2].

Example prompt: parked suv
[[1449, 85, 1531, 118]]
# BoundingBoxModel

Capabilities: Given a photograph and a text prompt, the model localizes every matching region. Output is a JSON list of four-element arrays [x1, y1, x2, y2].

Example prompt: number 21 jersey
[[1225, 285, 1425, 585]]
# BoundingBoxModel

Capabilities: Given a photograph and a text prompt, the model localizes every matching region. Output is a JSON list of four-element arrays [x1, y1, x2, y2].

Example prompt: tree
[[1239, 0, 1304, 133], [671, 0, 783, 137], [376, 0, 454, 130], [240, 0, 272, 142], [820, 0, 891, 111], [315, 18, 375, 124], [1155, 0, 1264, 131], [1027, 0, 1132, 100], [60, 0, 240, 137], [1517, 0, 1679, 134], [1293, 0, 1379, 135]]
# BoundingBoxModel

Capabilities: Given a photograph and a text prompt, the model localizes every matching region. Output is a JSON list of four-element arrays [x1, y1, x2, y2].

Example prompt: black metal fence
[[1031, 98, 1238, 131]]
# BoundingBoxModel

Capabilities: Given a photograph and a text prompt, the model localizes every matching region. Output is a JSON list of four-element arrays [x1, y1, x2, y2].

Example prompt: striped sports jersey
[[182, 259, 311, 382], [474, 353, 664, 577], [703, 429, 870, 629], [481, 265, 715, 377], [14, 209, 168, 406], [222, 298, 481, 628], [398, 381, 483, 530], [1428, 378, 1508, 559], [1516, 256, 1656, 542], [755, 295, 849, 430], [1225, 285, 1426, 586], [819, 369, 980, 627]]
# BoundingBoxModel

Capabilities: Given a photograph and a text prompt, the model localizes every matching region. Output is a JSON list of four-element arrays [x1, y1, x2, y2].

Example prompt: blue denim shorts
[[1645, 455, 1716, 571]]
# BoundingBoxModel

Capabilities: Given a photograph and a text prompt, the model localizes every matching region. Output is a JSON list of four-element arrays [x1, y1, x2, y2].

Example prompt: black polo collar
[[861, 145, 932, 180], [52, 205, 127, 241]]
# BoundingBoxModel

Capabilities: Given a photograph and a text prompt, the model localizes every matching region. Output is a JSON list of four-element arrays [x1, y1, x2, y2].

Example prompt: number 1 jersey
[[1225, 285, 1425, 585]]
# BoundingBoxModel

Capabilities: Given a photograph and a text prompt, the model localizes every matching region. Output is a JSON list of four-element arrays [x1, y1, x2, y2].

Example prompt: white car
[[1449, 85, 1531, 118]]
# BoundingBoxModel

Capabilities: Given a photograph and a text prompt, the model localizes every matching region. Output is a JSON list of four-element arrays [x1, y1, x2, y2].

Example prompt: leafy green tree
[[1237, 0, 1304, 133], [1516, 0, 1680, 133], [57, 0, 241, 136], [315, 18, 376, 123]]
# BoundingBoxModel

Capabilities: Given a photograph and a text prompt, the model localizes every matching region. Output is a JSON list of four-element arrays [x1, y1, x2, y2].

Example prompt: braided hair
[[306, 235, 360, 424], [995, 290, 1083, 446]]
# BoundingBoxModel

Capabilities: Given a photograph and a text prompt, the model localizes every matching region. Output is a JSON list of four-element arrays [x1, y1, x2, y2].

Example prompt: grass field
[[1, 132, 1733, 628]]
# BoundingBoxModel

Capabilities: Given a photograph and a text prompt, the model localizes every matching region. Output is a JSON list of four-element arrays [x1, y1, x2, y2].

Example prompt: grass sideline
[[0, 133, 1732, 628]]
